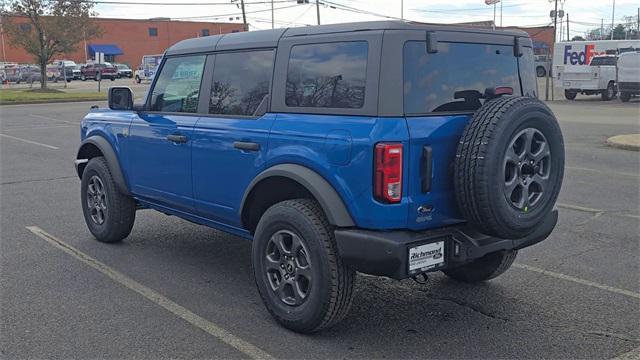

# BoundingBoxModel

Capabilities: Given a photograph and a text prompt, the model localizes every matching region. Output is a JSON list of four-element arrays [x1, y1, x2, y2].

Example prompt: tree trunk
[[40, 61, 47, 89]]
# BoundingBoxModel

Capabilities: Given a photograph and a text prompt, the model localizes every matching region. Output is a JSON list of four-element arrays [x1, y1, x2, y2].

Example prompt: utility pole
[[500, 0, 503, 27], [401, 0, 403, 20], [271, 0, 274, 29], [546, 0, 558, 101], [240, 0, 247, 31], [316, 0, 320, 25], [601, 19, 604, 40], [611, 0, 615, 40], [567, 13, 569, 41]]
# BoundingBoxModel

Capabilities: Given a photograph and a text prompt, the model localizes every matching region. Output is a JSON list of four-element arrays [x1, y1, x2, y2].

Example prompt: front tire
[[536, 66, 546, 77], [252, 199, 355, 333], [564, 89, 577, 100], [81, 157, 136, 243], [443, 250, 517, 283], [135, 75, 141, 84]]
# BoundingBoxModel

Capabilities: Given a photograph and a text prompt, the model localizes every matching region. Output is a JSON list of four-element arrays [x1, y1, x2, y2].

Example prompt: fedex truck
[[553, 40, 640, 100], [134, 54, 163, 83]]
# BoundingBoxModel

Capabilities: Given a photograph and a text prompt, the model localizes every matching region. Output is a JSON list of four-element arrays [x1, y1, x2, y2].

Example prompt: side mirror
[[108, 87, 134, 111]]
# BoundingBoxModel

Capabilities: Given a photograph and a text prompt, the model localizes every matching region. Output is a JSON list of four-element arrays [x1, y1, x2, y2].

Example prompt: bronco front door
[[128, 55, 207, 212]]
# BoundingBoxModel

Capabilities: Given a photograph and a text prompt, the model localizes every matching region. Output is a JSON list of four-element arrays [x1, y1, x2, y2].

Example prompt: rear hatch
[[403, 39, 534, 231]]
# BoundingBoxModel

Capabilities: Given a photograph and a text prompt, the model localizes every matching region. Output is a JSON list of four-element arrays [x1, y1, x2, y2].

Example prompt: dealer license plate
[[408, 241, 445, 274]]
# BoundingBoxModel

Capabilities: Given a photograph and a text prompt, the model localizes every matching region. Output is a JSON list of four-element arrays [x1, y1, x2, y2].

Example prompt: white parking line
[[513, 263, 640, 300], [0, 133, 59, 150], [25, 226, 274, 360], [566, 166, 639, 178], [29, 114, 78, 125], [612, 346, 640, 360]]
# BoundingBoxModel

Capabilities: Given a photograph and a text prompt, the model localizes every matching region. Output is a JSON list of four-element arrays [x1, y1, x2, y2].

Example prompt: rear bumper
[[335, 209, 558, 280]]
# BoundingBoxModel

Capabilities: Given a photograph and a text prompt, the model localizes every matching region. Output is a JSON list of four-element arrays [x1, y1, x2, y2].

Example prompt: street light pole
[[240, 0, 247, 31], [316, 0, 320, 25], [611, 0, 615, 40], [271, 0, 274, 29], [401, 0, 403, 20]]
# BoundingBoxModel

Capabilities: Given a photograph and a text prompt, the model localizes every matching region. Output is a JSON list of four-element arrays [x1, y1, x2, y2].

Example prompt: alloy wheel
[[264, 230, 312, 306], [502, 128, 551, 212], [86, 175, 107, 225]]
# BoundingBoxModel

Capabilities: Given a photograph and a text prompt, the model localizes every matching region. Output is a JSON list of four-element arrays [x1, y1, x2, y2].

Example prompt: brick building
[[455, 21, 555, 54], [1, 17, 245, 67]]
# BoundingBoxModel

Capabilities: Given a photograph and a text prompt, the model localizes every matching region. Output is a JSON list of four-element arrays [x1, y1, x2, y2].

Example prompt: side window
[[209, 50, 274, 116], [285, 41, 368, 109], [150, 55, 206, 113], [404, 41, 521, 114]]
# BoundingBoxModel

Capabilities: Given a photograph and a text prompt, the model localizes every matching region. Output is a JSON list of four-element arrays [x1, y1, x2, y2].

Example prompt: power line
[[87, 0, 295, 5]]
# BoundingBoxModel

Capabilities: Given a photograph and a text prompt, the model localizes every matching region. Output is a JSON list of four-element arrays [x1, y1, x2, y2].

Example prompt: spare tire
[[454, 96, 564, 239]]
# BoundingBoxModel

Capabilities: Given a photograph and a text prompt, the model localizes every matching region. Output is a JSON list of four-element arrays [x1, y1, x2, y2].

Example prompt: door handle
[[167, 134, 188, 144], [233, 141, 260, 151]]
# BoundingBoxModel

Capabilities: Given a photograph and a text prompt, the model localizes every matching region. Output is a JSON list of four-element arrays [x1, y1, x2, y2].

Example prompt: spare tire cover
[[454, 96, 564, 239]]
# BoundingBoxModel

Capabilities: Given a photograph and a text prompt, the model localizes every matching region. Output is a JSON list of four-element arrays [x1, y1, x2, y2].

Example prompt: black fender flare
[[76, 135, 130, 196], [240, 164, 355, 227]]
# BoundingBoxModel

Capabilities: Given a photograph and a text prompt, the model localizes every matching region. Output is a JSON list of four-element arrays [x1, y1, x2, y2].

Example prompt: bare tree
[[1, 0, 101, 89]]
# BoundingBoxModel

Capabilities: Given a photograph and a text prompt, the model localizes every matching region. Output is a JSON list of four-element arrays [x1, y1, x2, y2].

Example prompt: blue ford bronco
[[76, 21, 564, 333]]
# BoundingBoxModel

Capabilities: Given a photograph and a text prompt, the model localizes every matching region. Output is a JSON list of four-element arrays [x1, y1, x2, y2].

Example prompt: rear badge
[[416, 205, 433, 222]]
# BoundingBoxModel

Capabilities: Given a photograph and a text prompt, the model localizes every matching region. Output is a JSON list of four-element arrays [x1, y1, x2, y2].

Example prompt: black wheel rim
[[86, 175, 107, 225], [264, 230, 312, 306], [502, 128, 551, 212]]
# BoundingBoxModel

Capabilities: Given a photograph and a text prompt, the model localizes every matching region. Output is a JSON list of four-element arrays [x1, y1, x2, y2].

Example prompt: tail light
[[374, 143, 403, 203]]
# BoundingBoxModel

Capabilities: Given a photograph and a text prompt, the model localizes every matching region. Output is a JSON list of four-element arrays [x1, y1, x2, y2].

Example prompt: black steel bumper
[[334, 209, 558, 280]]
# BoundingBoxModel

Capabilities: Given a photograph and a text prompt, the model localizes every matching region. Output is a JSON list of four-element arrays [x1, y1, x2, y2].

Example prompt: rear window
[[403, 41, 521, 114], [590, 57, 616, 66], [286, 41, 368, 109]]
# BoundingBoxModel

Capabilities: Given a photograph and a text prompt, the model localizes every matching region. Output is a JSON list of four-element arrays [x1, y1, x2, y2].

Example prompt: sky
[[95, 0, 640, 39]]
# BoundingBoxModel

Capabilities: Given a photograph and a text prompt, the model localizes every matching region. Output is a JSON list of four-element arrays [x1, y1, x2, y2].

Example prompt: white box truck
[[617, 51, 640, 102], [553, 40, 640, 100]]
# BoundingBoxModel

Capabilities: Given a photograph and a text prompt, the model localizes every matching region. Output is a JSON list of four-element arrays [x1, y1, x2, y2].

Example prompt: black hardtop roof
[[165, 20, 529, 55]]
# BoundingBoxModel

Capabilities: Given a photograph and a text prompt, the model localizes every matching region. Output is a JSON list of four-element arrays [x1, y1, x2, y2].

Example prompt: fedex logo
[[563, 45, 607, 65]]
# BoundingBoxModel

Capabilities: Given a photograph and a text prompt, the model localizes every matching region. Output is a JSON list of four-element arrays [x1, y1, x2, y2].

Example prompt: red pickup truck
[[80, 63, 117, 81]]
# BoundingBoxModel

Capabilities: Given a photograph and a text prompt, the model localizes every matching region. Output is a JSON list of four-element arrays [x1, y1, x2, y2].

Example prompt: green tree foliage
[[1, 0, 101, 89]]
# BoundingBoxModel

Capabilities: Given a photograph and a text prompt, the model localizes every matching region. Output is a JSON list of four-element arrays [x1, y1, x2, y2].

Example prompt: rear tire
[[135, 75, 141, 84], [620, 92, 631, 102], [443, 250, 517, 283], [454, 96, 564, 239], [252, 199, 355, 333], [601, 82, 615, 101], [564, 89, 577, 100], [536, 66, 546, 77], [81, 157, 136, 243]]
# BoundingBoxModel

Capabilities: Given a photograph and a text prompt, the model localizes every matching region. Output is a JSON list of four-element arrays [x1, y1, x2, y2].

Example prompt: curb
[[606, 134, 640, 151]]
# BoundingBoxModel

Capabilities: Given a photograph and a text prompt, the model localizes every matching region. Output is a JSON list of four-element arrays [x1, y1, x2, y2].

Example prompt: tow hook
[[412, 273, 429, 285]]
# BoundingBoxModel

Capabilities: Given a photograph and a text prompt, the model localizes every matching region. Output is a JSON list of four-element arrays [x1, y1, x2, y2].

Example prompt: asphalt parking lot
[[1, 98, 639, 359]]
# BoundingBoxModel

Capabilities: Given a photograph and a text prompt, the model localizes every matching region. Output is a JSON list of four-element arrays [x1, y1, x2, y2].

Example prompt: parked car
[[534, 54, 550, 77], [54, 60, 80, 80], [114, 63, 133, 78], [19, 65, 42, 84], [75, 22, 564, 333], [80, 63, 117, 81], [560, 55, 617, 100], [2, 64, 22, 83], [616, 51, 640, 102]]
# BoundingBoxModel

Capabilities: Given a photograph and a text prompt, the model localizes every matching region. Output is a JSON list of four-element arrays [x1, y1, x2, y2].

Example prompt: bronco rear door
[[383, 30, 531, 231]]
